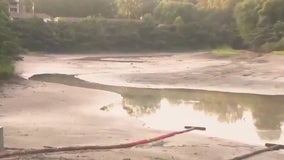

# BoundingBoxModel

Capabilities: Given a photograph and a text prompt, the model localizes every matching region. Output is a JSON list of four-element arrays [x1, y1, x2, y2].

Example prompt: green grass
[[273, 51, 284, 55], [0, 59, 14, 79], [212, 46, 241, 55], [27, 51, 42, 55]]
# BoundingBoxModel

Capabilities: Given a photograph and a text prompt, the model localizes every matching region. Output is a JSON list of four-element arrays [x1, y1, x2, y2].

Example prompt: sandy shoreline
[[1, 52, 284, 159]]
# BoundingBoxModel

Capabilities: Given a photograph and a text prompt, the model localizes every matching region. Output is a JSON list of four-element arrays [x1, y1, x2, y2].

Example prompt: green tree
[[0, 1, 22, 57], [0, 1, 23, 78], [235, 0, 259, 47], [34, 0, 116, 17], [11, 18, 59, 51], [154, 0, 198, 24], [197, 0, 239, 10], [142, 13, 155, 27], [115, 0, 144, 18], [235, 0, 284, 51], [174, 16, 185, 34]]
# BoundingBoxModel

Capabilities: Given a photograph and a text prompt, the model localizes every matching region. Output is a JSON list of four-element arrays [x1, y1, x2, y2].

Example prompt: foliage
[[0, 1, 23, 78], [33, 0, 116, 17], [11, 18, 60, 51], [197, 0, 242, 10], [0, 56, 14, 78], [273, 51, 284, 55], [174, 16, 185, 34], [235, 0, 284, 51], [212, 46, 240, 55], [4, 0, 283, 53], [115, 0, 146, 19], [154, 0, 198, 24], [142, 13, 155, 27]]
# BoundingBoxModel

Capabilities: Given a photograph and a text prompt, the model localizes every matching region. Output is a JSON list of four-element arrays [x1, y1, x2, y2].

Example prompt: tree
[[235, 0, 284, 51], [154, 0, 198, 24], [0, 1, 22, 57], [140, 0, 159, 15], [11, 18, 60, 51], [34, 0, 116, 17], [142, 13, 155, 27], [0, 1, 23, 78], [174, 16, 185, 34], [115, 0, 144, 18]]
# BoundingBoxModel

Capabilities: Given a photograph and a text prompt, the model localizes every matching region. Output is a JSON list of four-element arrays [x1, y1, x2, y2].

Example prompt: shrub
[[212, 46, 240, 55], [0, 56, 14, 79]]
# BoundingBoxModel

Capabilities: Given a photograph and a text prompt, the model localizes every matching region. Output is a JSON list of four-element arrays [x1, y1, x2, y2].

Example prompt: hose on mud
[[0, 126, 206, 159], [229, 143, 284, 160]]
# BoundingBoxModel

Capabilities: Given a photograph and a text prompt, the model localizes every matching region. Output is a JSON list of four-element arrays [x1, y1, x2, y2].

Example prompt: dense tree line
[[6, 0, 284, 53], [235, 0, 284, 51], [33, 0, 116, 17]]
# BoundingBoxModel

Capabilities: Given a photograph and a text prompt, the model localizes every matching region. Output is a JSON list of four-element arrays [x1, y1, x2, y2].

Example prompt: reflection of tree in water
[[165, 90, 284, 128], [118, 87, 284, 141], [30, 74, 284, 140], [163, 90, 204, 107], [193, 96, 244, 123], [162, 89, 284, 140], [257, 130, 282, 141], [245, 95, 284, 140], [163, 90, 245, 123], [122, 94, 161, 117]]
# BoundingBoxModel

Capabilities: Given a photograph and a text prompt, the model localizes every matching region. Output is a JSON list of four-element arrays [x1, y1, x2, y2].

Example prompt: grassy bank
[[212, 46, 241, 55], [273, 51, 284, 55], [0, 57, 14, 79]]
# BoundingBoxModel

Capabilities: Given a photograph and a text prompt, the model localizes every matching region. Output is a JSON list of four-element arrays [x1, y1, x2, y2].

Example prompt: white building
[[8, 0, 52, 22], [9, 0, 21, 14]]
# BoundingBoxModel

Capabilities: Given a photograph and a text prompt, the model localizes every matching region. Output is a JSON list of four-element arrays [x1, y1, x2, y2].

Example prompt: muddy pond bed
[[30, 74, 284, 145]]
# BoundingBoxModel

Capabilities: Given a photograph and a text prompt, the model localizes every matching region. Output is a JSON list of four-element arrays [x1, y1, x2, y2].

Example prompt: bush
[[142, 13, 155, 27], [0, 56, 14, 79], [0, 2, 22, 79], [261, 37, 284, 52], [273, 51, 284, 55], [212, 46, 240, 55], [275, 37, 284, 50], [261, 42, 277, 52]]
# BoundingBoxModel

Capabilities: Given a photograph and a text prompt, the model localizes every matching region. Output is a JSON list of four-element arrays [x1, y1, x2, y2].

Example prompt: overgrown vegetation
[[10, 0, 240, 52], [212, 46, 240, 55], [273, 51, 284, 55], [0, 1, 22, 79], [0, 56, 14, 78], [235, 0, 284, 52], [5, 0, 284, 54]]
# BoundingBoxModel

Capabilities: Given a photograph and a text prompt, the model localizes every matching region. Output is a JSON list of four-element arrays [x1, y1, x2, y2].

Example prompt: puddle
[[30, 74, 284, 145]]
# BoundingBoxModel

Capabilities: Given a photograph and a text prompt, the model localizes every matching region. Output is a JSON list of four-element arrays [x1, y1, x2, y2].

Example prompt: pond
[[31, 74, 284, 145]]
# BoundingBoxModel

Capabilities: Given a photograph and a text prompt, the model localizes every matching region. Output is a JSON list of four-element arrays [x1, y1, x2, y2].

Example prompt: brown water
[[31, 74, 284, 145]]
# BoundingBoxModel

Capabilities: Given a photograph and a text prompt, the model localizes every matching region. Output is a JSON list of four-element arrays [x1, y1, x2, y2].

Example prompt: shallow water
[[31, 74, 284, 145], [112, 89, 284, 145]]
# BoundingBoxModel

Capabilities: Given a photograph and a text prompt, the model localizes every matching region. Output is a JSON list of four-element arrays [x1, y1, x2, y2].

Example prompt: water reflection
[[123, 94, 161, 117], [119, 89, 284, 142], [30, 74, 284, 144]]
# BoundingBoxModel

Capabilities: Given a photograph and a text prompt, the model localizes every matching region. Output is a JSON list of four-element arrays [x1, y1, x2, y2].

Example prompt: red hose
[[0, 127, 204, 159]]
